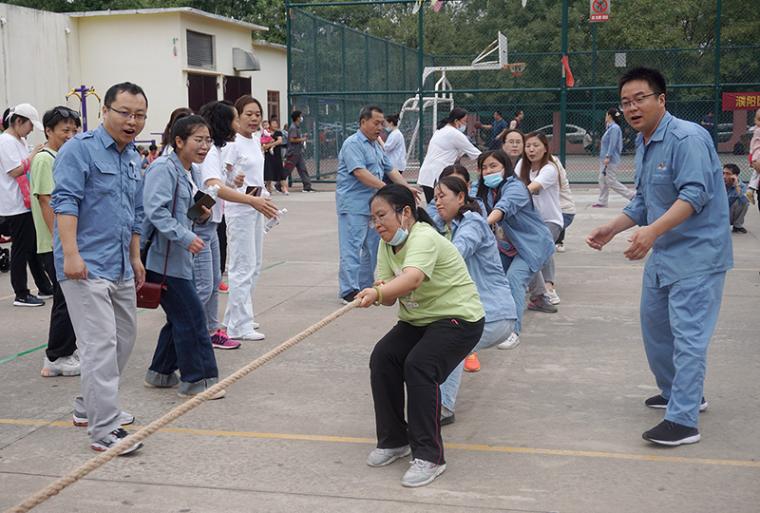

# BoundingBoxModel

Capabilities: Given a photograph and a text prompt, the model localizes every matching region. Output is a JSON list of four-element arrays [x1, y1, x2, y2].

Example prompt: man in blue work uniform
[[336, 105, 417, 304], [52, 82, 147, 455], [586, 68, 733, 446]]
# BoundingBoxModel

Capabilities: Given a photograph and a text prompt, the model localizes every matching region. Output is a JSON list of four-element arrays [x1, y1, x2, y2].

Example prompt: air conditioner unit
[[233, 48, 260, 71]]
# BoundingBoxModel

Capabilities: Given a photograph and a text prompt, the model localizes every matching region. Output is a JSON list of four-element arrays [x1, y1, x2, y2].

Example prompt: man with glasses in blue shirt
[[52, 82, 148, 455], [586, 67, 732, 446]]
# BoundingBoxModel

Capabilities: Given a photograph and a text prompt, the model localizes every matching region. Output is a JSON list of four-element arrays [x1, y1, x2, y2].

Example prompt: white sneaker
[[252, 322, 260, 329], [555, 243, 565, 253], [366, 445, 411, 467], [401, 458, 446, 487], [545, 289, 561, 305], [236, 330, 265, 341], [497, 332, 521, 350], [41, 355, 80, 377]]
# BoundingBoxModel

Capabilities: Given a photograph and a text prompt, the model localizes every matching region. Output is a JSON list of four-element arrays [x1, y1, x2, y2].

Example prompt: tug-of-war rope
[[5, 300, 359, 513]]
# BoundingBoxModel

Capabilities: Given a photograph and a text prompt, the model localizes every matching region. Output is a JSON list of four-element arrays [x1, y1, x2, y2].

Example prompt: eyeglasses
[[191, 136, 213, 147], [369, 208, 402, 227], [108, 107, 147, 122], [53, 107, 80, 120], [619, 92, 660, 111]]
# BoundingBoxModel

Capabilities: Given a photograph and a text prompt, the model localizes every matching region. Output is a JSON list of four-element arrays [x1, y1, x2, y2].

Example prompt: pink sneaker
[[211, 329, 241, 350], [218, 282, 229, 293], [591, 203, 607, 208]]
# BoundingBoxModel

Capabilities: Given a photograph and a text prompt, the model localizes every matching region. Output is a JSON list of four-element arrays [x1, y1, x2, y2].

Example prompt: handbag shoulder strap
[[159, 175, 180, 284]]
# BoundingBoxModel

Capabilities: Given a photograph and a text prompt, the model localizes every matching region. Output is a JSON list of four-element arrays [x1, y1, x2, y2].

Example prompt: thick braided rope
[[5, 300, 359, 513]]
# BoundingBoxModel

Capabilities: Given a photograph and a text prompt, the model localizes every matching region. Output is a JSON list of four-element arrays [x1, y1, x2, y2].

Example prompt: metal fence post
[[286, 0, 292, 116], [559, 0, 569, 165], [417, 5, 424, 169], [712, 0, 722, 147]]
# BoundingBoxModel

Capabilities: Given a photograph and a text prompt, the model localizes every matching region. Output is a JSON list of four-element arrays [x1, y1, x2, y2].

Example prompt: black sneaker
[[341, 290, 359, 305], [732, 226, 747, 234], [13, 294, 45, 307], [37, 289, 54, 299], [644, 394, 708, 412], [527, 295, 558, 313], [642, 420, 700, 446], [440, 406, 455, 426], [90, 428, 143, 455]]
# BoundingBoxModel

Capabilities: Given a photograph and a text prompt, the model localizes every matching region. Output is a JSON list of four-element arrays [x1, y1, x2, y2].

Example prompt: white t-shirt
[[417, 125, 481, 188], [223, 132, 265, 219], [198, 145, 226, 224], [515, 158, 564, 228], [551, 156, 576, 214], [0, 132, 30, 216]]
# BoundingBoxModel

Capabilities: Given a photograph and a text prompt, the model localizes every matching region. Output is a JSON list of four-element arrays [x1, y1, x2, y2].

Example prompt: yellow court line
[[2, 418, 760, 469]]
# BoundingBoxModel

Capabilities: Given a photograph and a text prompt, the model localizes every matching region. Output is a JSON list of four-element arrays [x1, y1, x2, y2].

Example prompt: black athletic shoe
[[642, 420, 700, 446], [440, 407, 455, 426], [644, 394, 708, 412], [13, 294, 45, 307], [732, 226, 747, 234], [341, 290, 359, 305]]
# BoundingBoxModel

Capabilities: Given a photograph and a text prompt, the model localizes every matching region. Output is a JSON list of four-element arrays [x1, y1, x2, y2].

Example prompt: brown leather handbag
[[137, 178, 179, 309]]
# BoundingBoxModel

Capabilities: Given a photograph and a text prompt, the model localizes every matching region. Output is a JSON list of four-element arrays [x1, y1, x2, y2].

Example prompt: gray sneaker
[[177, 378, 226, 400], [401, 458, 446, 487], [527, 295, 558, 313], [90, 427, 142, 455], [497, 332, 521, 350], [73, 410, 135, 428], [366, 445, 411, 467], [144, 370, 180, 388]]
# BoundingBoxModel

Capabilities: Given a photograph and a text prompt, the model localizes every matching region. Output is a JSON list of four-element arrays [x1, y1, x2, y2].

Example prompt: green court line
[[0, 344, 47, 365]]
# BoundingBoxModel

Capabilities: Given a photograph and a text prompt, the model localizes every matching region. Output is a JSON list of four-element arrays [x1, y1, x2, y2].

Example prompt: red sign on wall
[[722, 92, 760, 111], [590, 0, 610, 22]]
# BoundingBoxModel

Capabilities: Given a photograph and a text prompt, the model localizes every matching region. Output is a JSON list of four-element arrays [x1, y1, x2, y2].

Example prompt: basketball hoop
[[507, 62, 526, 78]]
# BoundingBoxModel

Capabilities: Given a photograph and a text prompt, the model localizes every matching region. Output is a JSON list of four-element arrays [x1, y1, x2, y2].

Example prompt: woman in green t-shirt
[[355, 184, 484, 488]]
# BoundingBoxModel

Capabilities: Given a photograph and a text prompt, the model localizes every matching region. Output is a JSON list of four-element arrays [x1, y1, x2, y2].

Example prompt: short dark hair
[[291, 110, 302, 122], [618, 67, 667, 96], [440, 164, 470, 185], [170, 115, 210, 150], [234, 95, 263, 116], [149, 143, 157, 151], [494, 110, 503, 118], [515, 110, 523, 117], [435, 175, 482, 219], [103, 82, 148, 109], [359, 105, 383, 123], [199, 100, 237, 148], [723, 163, 741, 175], [385, 113, 400, 125], [42, 106, 81, 137]]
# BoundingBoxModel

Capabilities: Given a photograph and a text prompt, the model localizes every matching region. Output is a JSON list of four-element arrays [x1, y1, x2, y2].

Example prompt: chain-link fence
[[287, 1, 760, 184]]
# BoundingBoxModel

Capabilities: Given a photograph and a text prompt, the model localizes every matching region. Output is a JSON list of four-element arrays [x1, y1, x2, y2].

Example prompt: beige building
[[0, 4, 287, 145]]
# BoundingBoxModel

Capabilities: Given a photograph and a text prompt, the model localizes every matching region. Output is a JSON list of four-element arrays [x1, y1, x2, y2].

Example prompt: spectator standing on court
[[335, 105, 415, 304], [284, 110, 314, 192], [481, 110, 509, 149], [723, 163, 748, 233], [30, 106, 81, 377], [587, 67, 732, 446], [509, 109, 524, 130], [593, 108, 635, 207], [383, 113, 407, 173], [52, 82, 148, 455], [0, 103, 54, 307]]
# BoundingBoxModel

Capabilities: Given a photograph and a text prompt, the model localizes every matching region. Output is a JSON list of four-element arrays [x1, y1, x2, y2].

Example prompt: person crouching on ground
[[355, 184, 484, 488]]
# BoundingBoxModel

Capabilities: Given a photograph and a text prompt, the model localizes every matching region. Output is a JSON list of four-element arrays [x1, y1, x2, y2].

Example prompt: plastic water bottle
[[264, 208, 288, 234]]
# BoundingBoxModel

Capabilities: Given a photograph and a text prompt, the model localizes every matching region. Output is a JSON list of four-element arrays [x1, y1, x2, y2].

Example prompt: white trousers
[[223, 211, 264, 338]]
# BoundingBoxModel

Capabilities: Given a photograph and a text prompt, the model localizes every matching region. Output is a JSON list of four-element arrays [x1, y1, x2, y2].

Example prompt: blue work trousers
[[193, 222, 222, 333], [337, 213, 379, 297], [501, 253, 537, 335], [641, 271, 726, 428], [147, 270, 218, 384], [440, 318, 515, 411]]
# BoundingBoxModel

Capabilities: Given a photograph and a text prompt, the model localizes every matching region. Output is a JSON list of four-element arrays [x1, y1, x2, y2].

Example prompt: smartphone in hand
[[246, 186, 262, 197], [187, 191, 216, 221]]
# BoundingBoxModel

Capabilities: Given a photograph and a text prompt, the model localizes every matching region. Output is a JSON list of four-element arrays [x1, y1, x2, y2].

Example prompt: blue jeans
[[147, 270, 218, 384], [337, 212, 379, 297], [641, 271, 725, 428], [501, 253, 536, 335], [440, 318, 515, 411], [193, 222, 222, 332]]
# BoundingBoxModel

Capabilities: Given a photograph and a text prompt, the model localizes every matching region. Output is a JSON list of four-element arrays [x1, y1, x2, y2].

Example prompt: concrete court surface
[[1, 186, 759, 513]]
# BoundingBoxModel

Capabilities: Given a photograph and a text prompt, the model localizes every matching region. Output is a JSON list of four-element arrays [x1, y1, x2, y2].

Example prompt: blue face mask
[[482, 173, 503, 189], [457, 124, 467, 133], [388, 211, 409, 247]]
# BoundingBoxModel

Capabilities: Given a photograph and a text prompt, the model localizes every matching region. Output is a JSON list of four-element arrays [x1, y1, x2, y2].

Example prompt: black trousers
[[369, 317, 484, 464], [6, 212, 51, 297], [40, 252, 77, 361], [217, 216, 227, 274], [421, 185, 435, 204]]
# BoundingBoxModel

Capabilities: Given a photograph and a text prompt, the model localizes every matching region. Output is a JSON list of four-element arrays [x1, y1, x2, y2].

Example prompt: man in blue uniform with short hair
[[586, 67, 733, 446]]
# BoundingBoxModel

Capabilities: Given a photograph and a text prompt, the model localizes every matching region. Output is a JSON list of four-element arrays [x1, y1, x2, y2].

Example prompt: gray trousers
[[529, 222, 562, 295], [597, 162, 635, 205], [730, 200, 748, 228], [61, 278, 137, 442]]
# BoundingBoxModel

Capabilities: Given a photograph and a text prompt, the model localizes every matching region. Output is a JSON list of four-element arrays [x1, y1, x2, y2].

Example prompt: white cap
[[5, 103, 43, 131]]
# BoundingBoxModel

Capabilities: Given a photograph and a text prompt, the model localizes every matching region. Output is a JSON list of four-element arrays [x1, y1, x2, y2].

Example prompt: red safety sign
[[590, 0, 610, 22]]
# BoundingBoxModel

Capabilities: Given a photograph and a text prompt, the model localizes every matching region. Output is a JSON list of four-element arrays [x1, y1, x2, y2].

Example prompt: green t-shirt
[[376, 221, 484, 327], [30, 148, 57, 254]]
